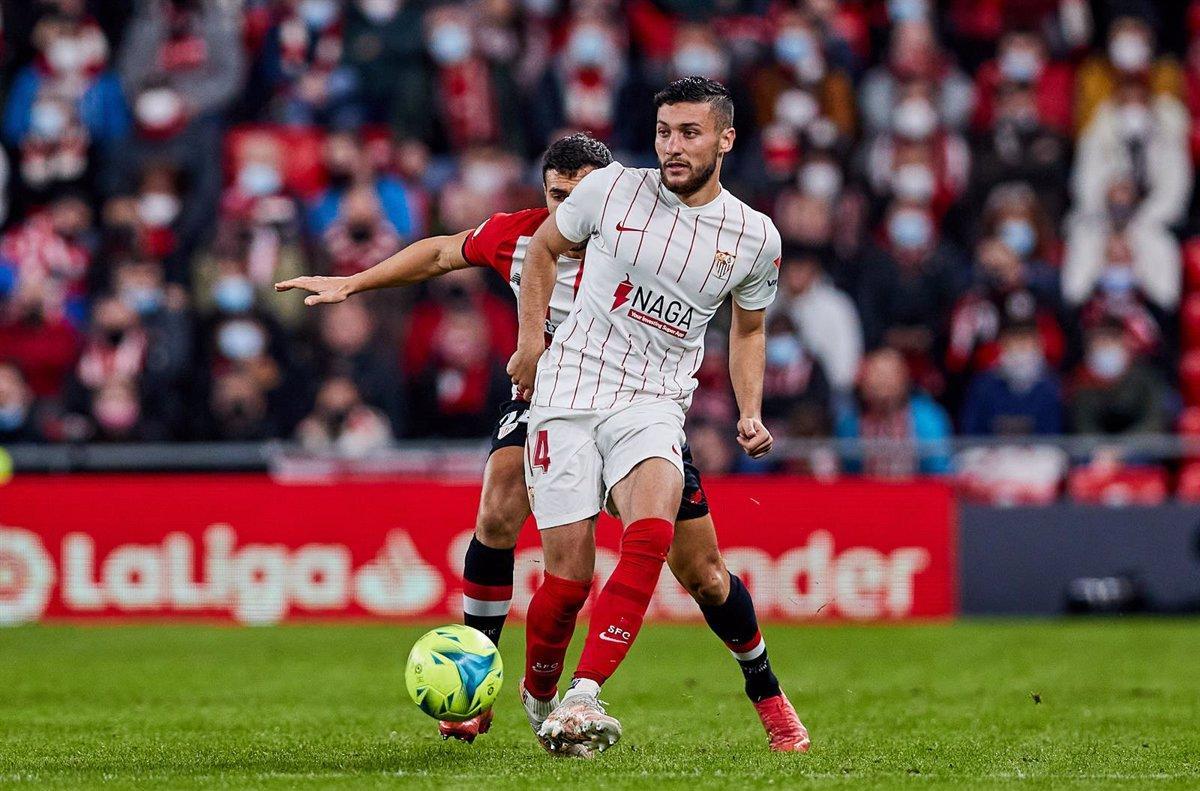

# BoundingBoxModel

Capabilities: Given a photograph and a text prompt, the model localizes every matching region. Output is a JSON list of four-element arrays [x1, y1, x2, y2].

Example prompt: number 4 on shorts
[[531, 429, 551, 472]]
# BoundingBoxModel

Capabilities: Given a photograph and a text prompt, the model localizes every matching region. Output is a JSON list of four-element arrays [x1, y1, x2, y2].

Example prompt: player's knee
[[475, 495, 525, 549], [677, 553, 728, 606], [622, 518, 674, 561]]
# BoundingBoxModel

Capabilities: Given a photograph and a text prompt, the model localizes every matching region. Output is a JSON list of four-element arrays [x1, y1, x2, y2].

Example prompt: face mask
[[214, 276, 255, 314], [891, 163, 935, 203], [522, 0, 556, 16], [463, 163, 506, 193], [0, 404, 28, 431], [135, 88, 184, 128], [1117, 104, 1151, 139], [799, 161, 842, 200], [46, 38, 88, 73], [999, 347, 1043, 391], [238, 162, 282, 197], [999, 218, 1036, 257], [1109, 32, 1150, 73], [568, 27, 608, 66], [888, 0, 927, 22], [299, 0, 338, 30], [673, 46, 726, 79], [774, 89, 818, 129], [429, 24, 471, 65], [889, 209, 933, 250], [999, 48, 1042, 84], [95, 397, 139, 432], [892, 98, 937, 140], [1099, 265, 1136, 295], [1087, 344, 1129, 379], [775, 30, 813, 65], [218, 320, 267, 360], [137, 192, 181, 228], [30, 102, 68, 139], [122, 285, 165, 316], [766, 335, 803, 367], [359, 0, 400, 24]]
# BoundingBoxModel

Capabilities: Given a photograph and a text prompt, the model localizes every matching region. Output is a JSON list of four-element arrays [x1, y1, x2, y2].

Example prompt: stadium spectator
[[0, 192, 94, 326], [762, 312, 831, 425], [307, 130, 415, 241], [1068, 318, 1171, 436], [530, 15, 629, 149], [770, 244, 863, 397], [0, 278, 81, 399], [296, 375, 392, 456], [0, 362, 43, 443], [1074, 15, 1185, 135], [835, 347, 953, 477], [341, 0, 432, 135], [960, 319, 1063, 436], [318, 184, 404, 276], [970, 29, 1074, 136], [684, 419, 737, 476], [203, 369, 278, 441], [315, 299, 405, 436]]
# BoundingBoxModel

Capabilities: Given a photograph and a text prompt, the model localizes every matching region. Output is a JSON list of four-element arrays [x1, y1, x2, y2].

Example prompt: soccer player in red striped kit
[[278, 130, 807, 756], [507, 79, 808, 755]]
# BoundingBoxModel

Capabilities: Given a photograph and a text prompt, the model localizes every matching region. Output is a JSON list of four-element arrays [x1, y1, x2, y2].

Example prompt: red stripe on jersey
[[655, 208, 681, 275], [567, 317, 597, 408], [545, 321, 580, 406], [729, 204, 748, 280], [629, 339, 654, 402], [462, 581, 514, 602], [675, 217, 701, 283], [609, 336, 634, 408], [613, 172, 651, 258], [631, 190, 661, 266], [598, 169, 627, 230], [657, 347, 675, 398], [588, 324, 615, 408], [572, 256, 585, 299], [699, 203, 729, 293], [747, 216, 768, 283]]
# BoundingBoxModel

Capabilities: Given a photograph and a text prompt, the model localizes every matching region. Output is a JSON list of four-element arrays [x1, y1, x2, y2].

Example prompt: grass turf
[[0, 620, 1197, 789]]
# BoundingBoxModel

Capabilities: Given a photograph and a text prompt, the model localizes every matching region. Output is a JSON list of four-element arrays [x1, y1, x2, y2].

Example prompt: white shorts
[[524, 400, 686, 529]]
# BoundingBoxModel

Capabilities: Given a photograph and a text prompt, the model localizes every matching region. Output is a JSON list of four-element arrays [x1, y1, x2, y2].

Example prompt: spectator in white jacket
[[1063, 177, 1181, 311], [770, 244, 864, 396], [1071, 77, 1191, 227]]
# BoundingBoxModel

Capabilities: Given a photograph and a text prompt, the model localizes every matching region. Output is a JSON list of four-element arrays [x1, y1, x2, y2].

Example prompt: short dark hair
[[541, 132, 613, 181], [653, 76, 734, 130]]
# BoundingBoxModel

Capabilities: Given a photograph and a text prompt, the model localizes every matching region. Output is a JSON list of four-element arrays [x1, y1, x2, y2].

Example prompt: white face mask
[[428, 23, 472, 65], [999, 347, 1043, 391], [135, 88, 184, 128], [889, 208, 933, 250], [672, 45, 727, 80], [30, 102, 69, 139], [46, 38, 88, 73], [1087, 344, 1130, 379], [137, 192, 181, 228], [798, 161, 842, 200], [218, 320, 267, 361], [999, 47, 1042, 83], [463, 163, 506, 194], [1109, 32, 1151, 73], [774, 89, 819, 129], [892, 97, 937, 140], [891, 163, 935, 203], [359, 0, 400, 24]]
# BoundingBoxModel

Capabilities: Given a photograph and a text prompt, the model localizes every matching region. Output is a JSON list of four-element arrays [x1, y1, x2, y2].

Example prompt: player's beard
[[659, 151, 719, 198]]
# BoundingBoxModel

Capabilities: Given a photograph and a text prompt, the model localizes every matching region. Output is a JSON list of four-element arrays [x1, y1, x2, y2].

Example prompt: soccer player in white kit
[[507, 77, 805, 754]]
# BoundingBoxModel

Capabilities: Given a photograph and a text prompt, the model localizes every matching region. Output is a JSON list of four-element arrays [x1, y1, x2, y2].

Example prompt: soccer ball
[[405, 625, 503, 722]]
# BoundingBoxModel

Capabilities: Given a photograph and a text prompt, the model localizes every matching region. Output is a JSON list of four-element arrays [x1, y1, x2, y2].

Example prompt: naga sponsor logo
[[610, 275, 694, 338]]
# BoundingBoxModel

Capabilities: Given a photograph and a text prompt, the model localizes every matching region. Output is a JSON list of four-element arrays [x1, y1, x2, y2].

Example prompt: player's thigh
[[600, 402, 686, 524], [667, 514, 730, 606], [538, 517, 597, 583], [609, 457, 684, 524], [475, 446, 530, 549], [525, 408, 604, 531]]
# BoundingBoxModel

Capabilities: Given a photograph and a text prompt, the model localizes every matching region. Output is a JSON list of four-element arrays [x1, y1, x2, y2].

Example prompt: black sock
[[462, 536, 514, 646], [698, 573, 782, 703]]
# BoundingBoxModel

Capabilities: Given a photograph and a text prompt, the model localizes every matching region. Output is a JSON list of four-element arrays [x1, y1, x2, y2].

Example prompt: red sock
[[524, 572, 593, 700], [574, 518, 673, 686]]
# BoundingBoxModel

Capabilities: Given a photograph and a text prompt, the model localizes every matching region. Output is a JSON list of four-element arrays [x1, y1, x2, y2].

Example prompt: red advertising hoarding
[[0, 475, 955, 625]]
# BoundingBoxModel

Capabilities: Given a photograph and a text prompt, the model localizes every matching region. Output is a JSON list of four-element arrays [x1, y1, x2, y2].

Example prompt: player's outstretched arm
[[506, 215, 574, 398], [729, 303, 773, 459], [274, 230, 473, 306]]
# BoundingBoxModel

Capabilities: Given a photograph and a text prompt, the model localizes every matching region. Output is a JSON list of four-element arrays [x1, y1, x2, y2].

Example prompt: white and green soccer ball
[[405, 624, 503, 722]]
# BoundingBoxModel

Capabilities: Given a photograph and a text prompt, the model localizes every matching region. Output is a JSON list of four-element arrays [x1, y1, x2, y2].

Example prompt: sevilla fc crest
[[713, 250, 736, 279]]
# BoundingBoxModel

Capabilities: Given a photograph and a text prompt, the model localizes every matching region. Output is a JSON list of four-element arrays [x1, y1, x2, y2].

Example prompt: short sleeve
[[554, 162, 623, 243], [461, 208, 548, 278], [732, 217, 781, 311]]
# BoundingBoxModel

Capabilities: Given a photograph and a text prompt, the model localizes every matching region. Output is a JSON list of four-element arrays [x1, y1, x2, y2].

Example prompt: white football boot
[[537, 681, 621, 754], [520, 678, 592, 758]]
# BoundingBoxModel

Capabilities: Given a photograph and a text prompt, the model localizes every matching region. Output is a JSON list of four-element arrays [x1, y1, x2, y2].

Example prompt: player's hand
[[506, 343, 543, 401], [274, 276, 353, 306], [736, 417, 773, 459]]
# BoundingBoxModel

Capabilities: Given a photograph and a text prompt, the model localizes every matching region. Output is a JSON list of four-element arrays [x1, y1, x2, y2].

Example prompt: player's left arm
[[728, 220, 782, 459], [729, 302, 772, 459]]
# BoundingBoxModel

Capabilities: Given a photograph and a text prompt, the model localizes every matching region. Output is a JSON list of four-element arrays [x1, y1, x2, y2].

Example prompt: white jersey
[[532, 162, 781, 412]]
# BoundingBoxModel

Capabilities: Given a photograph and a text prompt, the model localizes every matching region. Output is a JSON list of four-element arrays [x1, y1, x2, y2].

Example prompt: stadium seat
[[1180, 351, 1200, 405], [1067, 465, 1169, 506], [1185, 238, 1200, 293], [1183, 294, 1200, 350]]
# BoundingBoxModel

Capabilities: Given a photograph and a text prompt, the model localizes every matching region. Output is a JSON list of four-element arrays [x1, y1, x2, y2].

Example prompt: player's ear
[[718, 127, 736, 155]]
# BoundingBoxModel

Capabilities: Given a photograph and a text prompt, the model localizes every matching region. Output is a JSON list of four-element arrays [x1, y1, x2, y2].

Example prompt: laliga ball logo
[[0, 528, 55, 626]]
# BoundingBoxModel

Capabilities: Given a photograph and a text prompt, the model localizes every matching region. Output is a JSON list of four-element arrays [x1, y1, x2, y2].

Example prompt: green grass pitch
[[1, 620, 1197, 789]]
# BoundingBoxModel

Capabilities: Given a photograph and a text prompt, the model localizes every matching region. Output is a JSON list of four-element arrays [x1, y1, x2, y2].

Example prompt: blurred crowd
[[3, 0, 1200, 495]]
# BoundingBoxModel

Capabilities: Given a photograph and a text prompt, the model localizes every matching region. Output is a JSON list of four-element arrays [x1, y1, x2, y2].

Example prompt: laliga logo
[[0, 528, 56, 626]]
